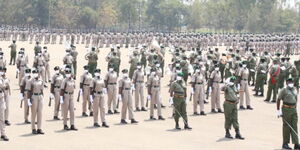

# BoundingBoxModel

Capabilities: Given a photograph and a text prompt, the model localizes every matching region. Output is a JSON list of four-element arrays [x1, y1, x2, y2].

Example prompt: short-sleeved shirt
[[277, 87, 297, 104]]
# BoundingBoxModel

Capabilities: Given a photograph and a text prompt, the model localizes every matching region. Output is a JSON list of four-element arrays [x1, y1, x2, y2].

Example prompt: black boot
[[158, 116, 165, 120], [294, 144, 300, 150], [193, 112, 200, 115], [102, 122, 109, 128], [211, 109, 217, 113], [114, 110, 120, 114], [282, 143, 292, 149], [131, 119, 138, 124], [235, 129, 244, 140], [184, 123, 192, 130], [175, 122, 181, 130], [136, 107, 141, 111], [239, 106, 245, 110], [89, 112, 93, 116], [82, 112, 88, 117], [121, 119, 128, 124], [217, 109, 223, 113], [53, 116, 60, 120], [64, 125, 69, 130], [108, 110, 113, 114], [200, 111, 206, 116], [0, 135, 9, 141], [246, 105, 253, 110], [150, 116, 156, 120], [141, 107, 147, 111], [70, 125, 78, 131], [271, 100, 276, 103], [25, 120, 31, 124], [94, 123, 100, 127], [37, 129, 45, 134], [4, 120, 10, 126], [264, 99, 269, 102], [32, 129, 37, 134], [225, 129, 233, 139]]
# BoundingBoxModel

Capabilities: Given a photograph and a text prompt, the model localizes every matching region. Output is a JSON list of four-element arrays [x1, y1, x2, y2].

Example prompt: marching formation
[[0, 32, 299, 150]]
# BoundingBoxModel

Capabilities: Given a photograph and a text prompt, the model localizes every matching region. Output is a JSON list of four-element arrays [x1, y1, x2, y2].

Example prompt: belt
[[152, 86, 159, 88], [242, 79, 248, 81], [33, 93, 42, 96], [124, 88, 131, 90], [64, 92, 74, 95], [94, 91, 103, 94], [225, 100, 238, 104], [20, 65, 25, 67], [108, 83, 116, 85], [196, 82, 203, 85], [136, 81, 144, 83], [174, 95, 185, 98], [83, 84, 89, 86], [283, 104, 296, 109], [175, 91, 184, 94], [38, 65, 44, 67], [54, 86, 60, 88]]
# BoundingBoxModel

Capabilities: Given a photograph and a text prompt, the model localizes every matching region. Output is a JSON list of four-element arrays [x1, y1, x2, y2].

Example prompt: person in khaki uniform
[[80, 65, 93, 117], [42, 47, 51, 83], [237, 61, 253, 110], [0, 67, 9, 141], [147, 68, 165, 120], [90, 69, 109, 128], [60, 69, 78, 131], [16, 50, 28, 85], [190, 67, 206, 116], [26, 69, 45, 135], [105, 65, 119, 114], [33, 51, 47, 88], [119, 69, 138, 124], [277, 78, 300, 150], [50, 66, 63, 120], [132, 63, 147, 111], [209, 64, 223, 113], [1, 68, 11, 126], [20, 68, 32, 124]]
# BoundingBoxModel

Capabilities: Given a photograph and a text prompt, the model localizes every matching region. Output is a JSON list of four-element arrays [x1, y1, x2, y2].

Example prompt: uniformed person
[[209, 64, 223, 113], [129, 51, 139, 79], [222, 76, 245, 140], [264, 59, 280, 103], [90, 69, 109, 128], [26, 69, 45, 134], [60, 68, 78, 131], [16, 50, 28, 85], [20, 68, 32, 124], [1, 68, 11, 125], [0, 67, 8, 141], [70, 45, 78, 79], [190, 66, 206, 115], [132, 63, 147, 111], [33, 51, 47, 88], [105, 65, 119, 114], [237, 61, 253, 110], [277, 78, 300, 150], [33, 41, 42, 56], [42, 47, 51, 83], [119, 69, 138, 124], [50, 66, 64, 120], [169, 72, 192, 130], [253, 58, 267, 97], [85, 47, 98, 76], [8, 40, 17, 65], [80, 65, 93, 117]]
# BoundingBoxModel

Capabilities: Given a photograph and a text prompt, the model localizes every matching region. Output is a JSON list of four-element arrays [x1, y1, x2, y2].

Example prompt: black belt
[[225, 100, 237, 104], [83, 84, 89, 86], [64, 92, 74, 95], [108, 83, 116, 85], [124, 88, 131, 90], [283, 102, 296, 106], [94, 91, 103, 94], [38, 65, 44, 67], [174, 91, 184, 94], [33, 93, 42, 96], [152, 86, 159, 88], [196, 82, 203, 85]]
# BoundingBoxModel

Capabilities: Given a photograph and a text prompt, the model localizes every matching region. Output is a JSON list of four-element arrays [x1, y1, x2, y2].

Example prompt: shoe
[[89, 112, 93, 116], [193, 112, 199, 115], [175, 123, 181, 130], [82, 112, 88, 117], [141, 107, 147, 111], [217, 109, 223, 113], [70, 125, 78, 131], [264, 99, 269, 102], [114, 110, 120, 114], [200, 111, 206, 116], [271, 100, 276, 103], [32, 129, 37, 134], [211, 109, 217, 113], [121, 119, 127, 124], [108, 110, 113, 114], [246, 105, 253, 110], [102, 122, 109, 128], [294, 144, 300, 150], [37, 129, 45, 134], [131, 119, 138, 124], [0, 135, 9, 141], [158, 116, 165, 120], [239, 106, 245, 110], [235, 129, 244, 140], [150, 116, 157, 120], [282, 143, 292, 149], [161, 104, 166, 108], [4, 120, 10, 126], [136, 107, 141, 111], [251, 83, 254, 86], [184, 124, 192, 130], [53, 116, 60, 120], [225, 129, 233, 139], [204, 100, 209, 104], [44, 85, 48, 88], [94, 123, 100, 127], [25, 120, 31, 124], [64, 125, 69, 130]]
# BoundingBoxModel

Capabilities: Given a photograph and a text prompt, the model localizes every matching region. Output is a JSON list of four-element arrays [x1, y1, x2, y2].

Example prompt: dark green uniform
[[86, 51, 98, 76], [254, 61, 267, 96], [265, 64, 280, 102], [129, 55, 139, 79], [290, 66, 299, 92], [248, 55, 256, 85], [9, 42, 17, 65], [222, 85, 239, 130]]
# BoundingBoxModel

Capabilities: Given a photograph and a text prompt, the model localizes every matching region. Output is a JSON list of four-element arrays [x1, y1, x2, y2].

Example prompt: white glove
[[27, 99, 32, 107], [169, 97, 174, 105], [209, 87, 212, 93], [60, 96, 64, 104], [191, 88, 194, 94], [118, 94, 122, 101], [277, 110, 282, 118], [89, 95, 93, 103], [261, 70, 266, 74], [250, 69, 255, 72], [131, 85, 135, 91], [103, 88, 107, 94], [50, 93, 54, 99], [147, 95, 151, 100], [237, 84, 241, 91], [79, 89, 83, 95], [19, 93, 24, 100], [280, 66, 286, 71]]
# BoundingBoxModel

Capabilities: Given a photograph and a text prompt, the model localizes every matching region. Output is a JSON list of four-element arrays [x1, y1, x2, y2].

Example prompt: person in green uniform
[[180, 56, 189, 83], [277, 78, 300, 150], [108, 52, 121, 76], [70, 45, 78, 78], [248, 52, 257, 86], [222, 76, 245, 140], [265, 59, 281, 103], [290, 62, 299, 93], [34, 41, 41, 56], [129, 51, 139, 79], [8, 40, 17, 65], [169, 72, 192, 130], [254, 58, 267, 97], [85, 47, 98, 76], [140, 46, 147, 71]]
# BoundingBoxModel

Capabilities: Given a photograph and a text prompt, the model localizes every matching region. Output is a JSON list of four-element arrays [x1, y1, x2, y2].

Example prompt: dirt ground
[[0, 41, 299, 150]]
